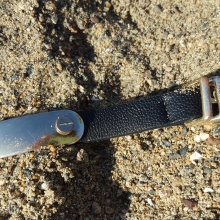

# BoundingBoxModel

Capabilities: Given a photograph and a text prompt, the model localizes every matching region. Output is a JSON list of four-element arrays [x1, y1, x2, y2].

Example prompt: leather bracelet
[[0, 76, 218, 158]]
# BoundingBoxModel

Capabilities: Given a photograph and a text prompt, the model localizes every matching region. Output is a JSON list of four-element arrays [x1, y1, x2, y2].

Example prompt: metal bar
[[200, 77, 213, 120]]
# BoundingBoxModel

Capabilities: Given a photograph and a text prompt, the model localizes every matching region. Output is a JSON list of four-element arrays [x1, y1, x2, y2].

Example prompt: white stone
[[0, 180, 5, 186], [199, 132, 209, 141], [194, 135, 201, 143], [41, 182, 49, 190], [78, 85, 85, 93], [147, 198, 154, 206], [51, 14, 58, 24], [204, 188, 214, 193], [190, 152, 203, 161], [179, 39, 186, 47]]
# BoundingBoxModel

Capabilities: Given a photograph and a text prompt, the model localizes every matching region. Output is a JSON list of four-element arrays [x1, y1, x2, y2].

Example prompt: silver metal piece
[[0, 110, 84, 158], [200, 76, 220, 124], [209, 77, 220, 123], [200, 77, 212, 120], [185, 76, 220, 128]]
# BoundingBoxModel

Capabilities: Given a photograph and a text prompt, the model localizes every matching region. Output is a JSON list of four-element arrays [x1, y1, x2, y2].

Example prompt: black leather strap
[[78, 88, 202, 142]]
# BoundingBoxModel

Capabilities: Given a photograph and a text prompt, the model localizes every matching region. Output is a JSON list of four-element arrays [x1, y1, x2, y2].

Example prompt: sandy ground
[[0, 0, 220, 219]]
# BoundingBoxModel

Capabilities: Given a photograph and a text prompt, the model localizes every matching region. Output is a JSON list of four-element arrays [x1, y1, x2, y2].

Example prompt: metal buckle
[[200, 76, 220, 124], [185, 76, 220, 129]]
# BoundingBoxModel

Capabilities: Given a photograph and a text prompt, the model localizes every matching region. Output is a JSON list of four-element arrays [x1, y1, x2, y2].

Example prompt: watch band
[[0, 76, 217, 159], [78, 87, 202, 142]]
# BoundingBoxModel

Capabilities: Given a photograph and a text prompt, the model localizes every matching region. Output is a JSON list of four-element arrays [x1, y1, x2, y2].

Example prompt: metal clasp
[[200, 76, 220, 124]]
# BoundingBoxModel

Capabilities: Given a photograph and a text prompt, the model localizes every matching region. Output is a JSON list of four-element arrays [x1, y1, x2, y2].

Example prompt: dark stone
[[189, 164, 195, 169], [22, 169, 32, 178], [179, 147, 188, 156], [212, 125, 220, 137], [181, 127, 187, 136], [184, 164, 195, 170], [169, 153, 180, 160]]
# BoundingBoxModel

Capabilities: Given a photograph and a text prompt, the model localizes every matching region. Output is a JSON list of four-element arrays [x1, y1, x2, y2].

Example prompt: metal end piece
[[0, 110, 84, 158]]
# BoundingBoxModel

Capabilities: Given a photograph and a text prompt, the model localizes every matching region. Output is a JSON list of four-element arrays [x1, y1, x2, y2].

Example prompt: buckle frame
[[185, 76, 220, 129], [201, 76, 220, 124]]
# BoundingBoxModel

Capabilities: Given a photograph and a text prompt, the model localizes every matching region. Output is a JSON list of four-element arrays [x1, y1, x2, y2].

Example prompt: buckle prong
[[211, 98, 218, 104]]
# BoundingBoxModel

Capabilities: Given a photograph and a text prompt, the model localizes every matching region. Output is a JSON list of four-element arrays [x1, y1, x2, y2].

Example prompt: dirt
[[0, 0, 220, 219]]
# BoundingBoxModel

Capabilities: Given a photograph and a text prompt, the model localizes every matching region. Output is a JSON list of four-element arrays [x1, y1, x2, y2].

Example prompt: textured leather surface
[[78, 88, 202, 142]]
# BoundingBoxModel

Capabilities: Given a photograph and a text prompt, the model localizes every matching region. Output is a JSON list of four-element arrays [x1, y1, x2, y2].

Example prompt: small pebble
[[184, 164, 195, 170], [179, 147, 188, 156], [77, 149, 89, 163], [91, 96, 99, 101], [92, 202, 101, 214], [51, 14, 58, 24], [7, 166, 13, 173], [168, 81, 176, 87], [169, 153, 180, 160], [181, 127, 187, 136], [8, 203, 15, 214], [164, 66, 172, 72], [163, 30, 169, 38], [56, 61, 62, 71], [182, 199, 198, 209], [203, 167, 212, 174], [212, 125, 220, 137], [90, 16, 99, 24], [153, 5, 163, 13], [206, 137, 220, 145], [163, 140, 172, 147], [147, 198, 154, 206], [139, 174, 148, 182], [194, 135, 201, 143], [41, 182, 50, 190], [190, 152, 203, 161], [105, 206, 114, 215], [148, 189, 156, 195], [203, 187, 214, 193], [179, 39, 186, 48], [199, 132, 209, 141], [22, 169, 32, 178]]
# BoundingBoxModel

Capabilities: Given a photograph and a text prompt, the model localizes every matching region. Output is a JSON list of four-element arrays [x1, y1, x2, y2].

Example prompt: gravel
[[0, 0, 220, 219]]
